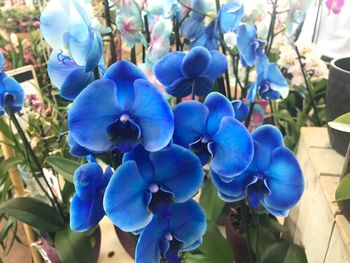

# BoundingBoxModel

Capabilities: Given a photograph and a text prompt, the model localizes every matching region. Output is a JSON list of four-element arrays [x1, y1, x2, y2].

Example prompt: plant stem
[[265, 0, 278, 55], [130, 47, 137, 65], [254, 211, 261, 263], [269, 100, 277, 126], [215, 0, 232, 100], [294, 45, 321, 126], [240, 200, 254, 263], [238, 103, 256, 263], [245, 102, 255, 129], [177, 0, 209, 17], [103, 0, 117, 64], [6, 106, 66, 222], [93, 66, 100, 80], [191, 82, 196, 100]]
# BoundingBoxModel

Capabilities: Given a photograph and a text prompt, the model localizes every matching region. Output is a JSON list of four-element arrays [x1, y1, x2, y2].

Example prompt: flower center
[[119, 113, 130, 123], [149, 183, 159, 193], [164, 233, 173, 241], [3, 93, 15, 104]]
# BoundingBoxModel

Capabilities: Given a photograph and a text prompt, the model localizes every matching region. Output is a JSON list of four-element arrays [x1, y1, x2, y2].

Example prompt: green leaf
[[199, 179, 224, 222], [261, 240, 307, 263], [335, 173, 350, 202], [0, 157, 23, 177], [0, 197, 65, 232], [55, 228, 93, 263], [0, 217, 16, 243], [199, 224, 234, 263], [283, 244, 308, 263], [260, 215, 288, 233], [183, 253, 212, 263], [0, 118, 12, 139], [328, 112, 350, 133], [46, 156, 81, 183]]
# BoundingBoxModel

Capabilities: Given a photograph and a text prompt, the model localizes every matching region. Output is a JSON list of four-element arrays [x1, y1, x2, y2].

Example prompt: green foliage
[[55, 228, 94, 263], [46, 156, 81, 183], [199, 178, 225, 222], [261, 240, 307, 263], [329, 112, 350, 133], [0, 197, 65, 232], [276, 78, 327, 150], [192, 178, 233, 263], [335, 173, 350, 202], [199, 224, 234, 263]]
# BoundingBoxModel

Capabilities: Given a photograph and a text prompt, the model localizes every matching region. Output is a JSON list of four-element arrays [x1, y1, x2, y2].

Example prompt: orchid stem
[[240, 200, 253, 263], [131, 47, 137, 65], [237, 103, 256, 263], [265, 0, 278, 55], [295, 45, 321, 126], [6, 106, 66, 222], [215, 0, 232, 100], [103, 0, 117, 64], [191, 82, 196, 100]]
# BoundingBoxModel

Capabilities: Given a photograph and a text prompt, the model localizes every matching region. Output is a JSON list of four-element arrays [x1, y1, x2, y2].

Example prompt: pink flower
[[32, 21, 40, 27], [326, 0, 344, 14]]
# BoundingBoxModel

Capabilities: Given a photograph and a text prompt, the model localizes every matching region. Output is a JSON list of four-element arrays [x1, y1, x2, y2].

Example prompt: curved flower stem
[[103, 0, 117, 64], [177, 0, 209, 17], [268, 100, 276, 126], [130, 47, 137, 65], [265, 0, 278, 55], [254, 211, 261, 263], [191, 81, 196, 100], [239, 102, 257, 263], [93, 66, 100, 80], [215, 0, 232, 100], [239, 200, 254, 263], [294, 45, 321, 126], [6, 106, 66, 223]]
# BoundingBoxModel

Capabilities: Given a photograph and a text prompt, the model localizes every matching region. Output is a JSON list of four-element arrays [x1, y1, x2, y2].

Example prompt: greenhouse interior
[[0, 0, 350, 262]]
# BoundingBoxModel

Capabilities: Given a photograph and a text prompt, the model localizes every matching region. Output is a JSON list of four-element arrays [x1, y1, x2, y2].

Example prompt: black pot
[[326, 57, 350, 156]]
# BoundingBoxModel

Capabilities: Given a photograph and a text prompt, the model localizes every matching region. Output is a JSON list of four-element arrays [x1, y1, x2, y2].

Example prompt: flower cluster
[[41, 0, 104, 100], [38, 0, 305, 262]]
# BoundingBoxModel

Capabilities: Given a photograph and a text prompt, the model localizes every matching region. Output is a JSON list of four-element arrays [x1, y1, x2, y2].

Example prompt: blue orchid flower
[[0, 53, 25, 115], [173, 92, 254, 178], [190, 21, 219, 50], [68, 60, 174, 153], [40, 0, 103, 71], [103, 144, 203, 232], [190, 1, 244, 50], [48, 50, 105, 100], [236, 24, 266, 67], [154, 46, 227, 97], [68, 132, 94, 157], [211, 125, 304, 217], [247, 56, 289, 101], [136, 200, 206, 263], [70, 162, 112, 231], [231, 100, 249, 122], [215, 0, 244, 34], [180, 0, 207, 40]]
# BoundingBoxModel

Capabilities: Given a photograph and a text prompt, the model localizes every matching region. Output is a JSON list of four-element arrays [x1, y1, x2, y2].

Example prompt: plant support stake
[[0, 116, 43, 263]]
